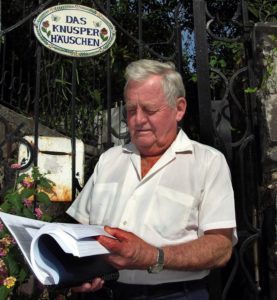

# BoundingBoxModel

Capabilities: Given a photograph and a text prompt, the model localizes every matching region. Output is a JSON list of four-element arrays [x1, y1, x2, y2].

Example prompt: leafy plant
[[0, 166, 54, 299]]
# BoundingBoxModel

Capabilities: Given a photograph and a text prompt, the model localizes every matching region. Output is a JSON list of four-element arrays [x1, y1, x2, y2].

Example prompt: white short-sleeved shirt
[[67, 129, 237, 284]]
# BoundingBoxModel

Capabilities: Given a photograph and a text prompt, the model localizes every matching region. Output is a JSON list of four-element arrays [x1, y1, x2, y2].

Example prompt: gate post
[[193, 0, 214, 146]]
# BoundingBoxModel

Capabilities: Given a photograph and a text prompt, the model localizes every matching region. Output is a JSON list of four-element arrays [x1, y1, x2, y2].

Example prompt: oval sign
[[33, 4, 116, 57]]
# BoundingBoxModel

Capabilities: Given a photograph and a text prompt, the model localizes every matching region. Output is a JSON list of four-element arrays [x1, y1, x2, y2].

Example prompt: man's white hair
[[124, 59, 186, 107]]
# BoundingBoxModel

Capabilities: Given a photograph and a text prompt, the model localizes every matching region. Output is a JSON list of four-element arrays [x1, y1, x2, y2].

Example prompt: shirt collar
[[170, 129, 194, 153], [122, 129, 193, 155]]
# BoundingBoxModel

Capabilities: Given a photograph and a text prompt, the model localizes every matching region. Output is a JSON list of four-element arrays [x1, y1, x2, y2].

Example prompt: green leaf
[[5, 253, 20, 275], [4, 192, 19, 201], [5, 193, 22, 210], [37, 192, 51, 205], [16, 174, 28, 185], [190, 74, 197, 82], [0, 201, 12, 212], [8, 194, 23, 211], [3, 188, 14, 195], [31, 166, 40, 180], [219, 59, 227, 68], [269, 34, 277, 42], [0, 286, 11, 300], [41, 214, 52, 222], [22, 207, 35, 219], [210, 56, 217, 67], [38, 177, 54, 189], [244, 87, 257, 94], [18, 267, 29, 284], [20, 188, 35, 199]]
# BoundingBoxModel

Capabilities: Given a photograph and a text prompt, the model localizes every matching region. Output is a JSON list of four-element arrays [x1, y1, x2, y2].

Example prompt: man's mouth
[[136, 129, 151, 134]]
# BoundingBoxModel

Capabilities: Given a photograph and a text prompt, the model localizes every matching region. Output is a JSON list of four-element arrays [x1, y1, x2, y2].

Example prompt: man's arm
[[98, 226, 233, 271], [163, 228, 233, 270], [70, 226, 233, 293]]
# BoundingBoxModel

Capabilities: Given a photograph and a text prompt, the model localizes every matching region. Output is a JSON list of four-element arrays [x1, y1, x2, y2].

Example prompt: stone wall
[[256, 29, 277, 299]]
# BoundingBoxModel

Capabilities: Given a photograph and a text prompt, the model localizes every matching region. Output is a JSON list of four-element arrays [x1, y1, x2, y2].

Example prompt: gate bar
[[193, 0, 214, 145]]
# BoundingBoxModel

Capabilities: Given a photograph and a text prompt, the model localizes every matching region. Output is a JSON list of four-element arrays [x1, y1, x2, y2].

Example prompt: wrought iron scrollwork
[[206, 1, 244, 42], [194, 0, 263, 298]]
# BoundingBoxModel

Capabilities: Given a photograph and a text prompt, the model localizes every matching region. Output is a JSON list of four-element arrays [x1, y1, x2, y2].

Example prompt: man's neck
[[141, 154, 162, 178]]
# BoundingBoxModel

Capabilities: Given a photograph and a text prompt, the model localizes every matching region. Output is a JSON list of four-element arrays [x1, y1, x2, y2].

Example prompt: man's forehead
[[125, 86, 165, 103], [125, 99, 158, 106]]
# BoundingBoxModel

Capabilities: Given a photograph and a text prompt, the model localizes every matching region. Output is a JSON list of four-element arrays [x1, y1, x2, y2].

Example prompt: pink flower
[[35, 207, 43, 219], [42, 21, 50, 28], [21, 176, 34, 188], [23, 199, 33, 208], [0, 246, 8, 257], [0, 259, 8, 278], [0, 222, 3, 232], [100, 28, 108, 35], [10, 163, 21, 169]]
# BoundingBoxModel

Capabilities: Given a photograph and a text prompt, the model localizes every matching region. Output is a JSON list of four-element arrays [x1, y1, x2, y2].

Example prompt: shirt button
[[123, 221, 127, 225]]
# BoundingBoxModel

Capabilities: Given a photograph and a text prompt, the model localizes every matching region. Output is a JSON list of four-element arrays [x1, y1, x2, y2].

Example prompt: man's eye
[[126, 108, 136, 114], [125, 106, 158, 115], [143, 108, 157, 115]]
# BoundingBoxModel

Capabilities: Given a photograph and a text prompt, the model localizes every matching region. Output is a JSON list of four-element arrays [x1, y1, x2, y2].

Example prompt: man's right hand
[[71, 277, 104, 293]]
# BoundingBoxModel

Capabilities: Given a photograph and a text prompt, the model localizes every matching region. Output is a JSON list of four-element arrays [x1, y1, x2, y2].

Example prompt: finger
[[71, 282, 93, 293], [90, 277, 105, 291], [104, 226, 132, 241], [71, 278, 104, 293], [98, 235, 122, 251]]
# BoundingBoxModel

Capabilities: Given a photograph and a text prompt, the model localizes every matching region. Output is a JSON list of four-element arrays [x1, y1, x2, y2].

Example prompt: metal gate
[[0, 0, 274, 299]]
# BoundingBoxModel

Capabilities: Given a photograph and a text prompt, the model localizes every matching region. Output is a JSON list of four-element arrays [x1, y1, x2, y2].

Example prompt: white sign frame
[[33, 4, 116, 57]]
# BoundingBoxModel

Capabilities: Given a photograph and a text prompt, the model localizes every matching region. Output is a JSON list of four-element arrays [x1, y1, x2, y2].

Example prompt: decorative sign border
[[33, 4, 116, 57]]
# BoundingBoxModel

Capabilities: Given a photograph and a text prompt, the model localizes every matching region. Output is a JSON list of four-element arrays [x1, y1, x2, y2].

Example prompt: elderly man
[[67, 59, 237, 300]]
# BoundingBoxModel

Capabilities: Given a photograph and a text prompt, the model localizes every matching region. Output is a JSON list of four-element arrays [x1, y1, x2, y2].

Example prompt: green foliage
[[244, 87, 258, 94], [247, 0, 277, 22], [209, 41, 245, 73], [0, 166, 55, 299], [0, 286, 10, 300]]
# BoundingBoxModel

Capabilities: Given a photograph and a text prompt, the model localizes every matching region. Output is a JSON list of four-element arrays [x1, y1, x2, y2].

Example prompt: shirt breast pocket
[[90, 182, 118, 225], [146, 186, 195, 240]]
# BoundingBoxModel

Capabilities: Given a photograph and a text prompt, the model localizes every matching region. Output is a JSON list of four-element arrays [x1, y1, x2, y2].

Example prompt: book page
[[8, 225, 34, 265], [0, 212, 46, 229], [32, 234, 117, 287], [75, 238, 110, 257], [0, 212, 46, 265], [33, 225, 74, 254], [58, 223, 114, 240], [0, 212, 115, 285], [33, 227, 110, 257], [31, 235, 59, 285], [38, 223, 113, 257], [0, 212, 50, 284]]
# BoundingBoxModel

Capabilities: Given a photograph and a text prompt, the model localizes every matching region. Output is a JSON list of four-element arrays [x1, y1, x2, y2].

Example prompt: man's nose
[[135, 107, 147, 124]]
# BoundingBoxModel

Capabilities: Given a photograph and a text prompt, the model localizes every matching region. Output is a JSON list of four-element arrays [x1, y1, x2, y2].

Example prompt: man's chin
[[133, 141, 159, 155], [133, 136, 154, 145]]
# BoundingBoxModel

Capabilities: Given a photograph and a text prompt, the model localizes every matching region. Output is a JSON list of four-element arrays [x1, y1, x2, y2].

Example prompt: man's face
[[125, 75, 186, 156]]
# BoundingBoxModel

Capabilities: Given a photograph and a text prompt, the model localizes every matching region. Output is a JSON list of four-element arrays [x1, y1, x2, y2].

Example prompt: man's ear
[[176, 97, 187, 122]]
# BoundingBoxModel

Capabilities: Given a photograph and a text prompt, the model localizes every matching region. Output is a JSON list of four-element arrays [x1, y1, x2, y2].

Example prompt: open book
[[0, 212, 118, 287]]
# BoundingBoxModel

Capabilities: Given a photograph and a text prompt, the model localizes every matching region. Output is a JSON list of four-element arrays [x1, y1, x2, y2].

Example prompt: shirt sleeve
[[198, 152, 237, 244], [66, 148, 115, 225], [66, 173, 95, 224]]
